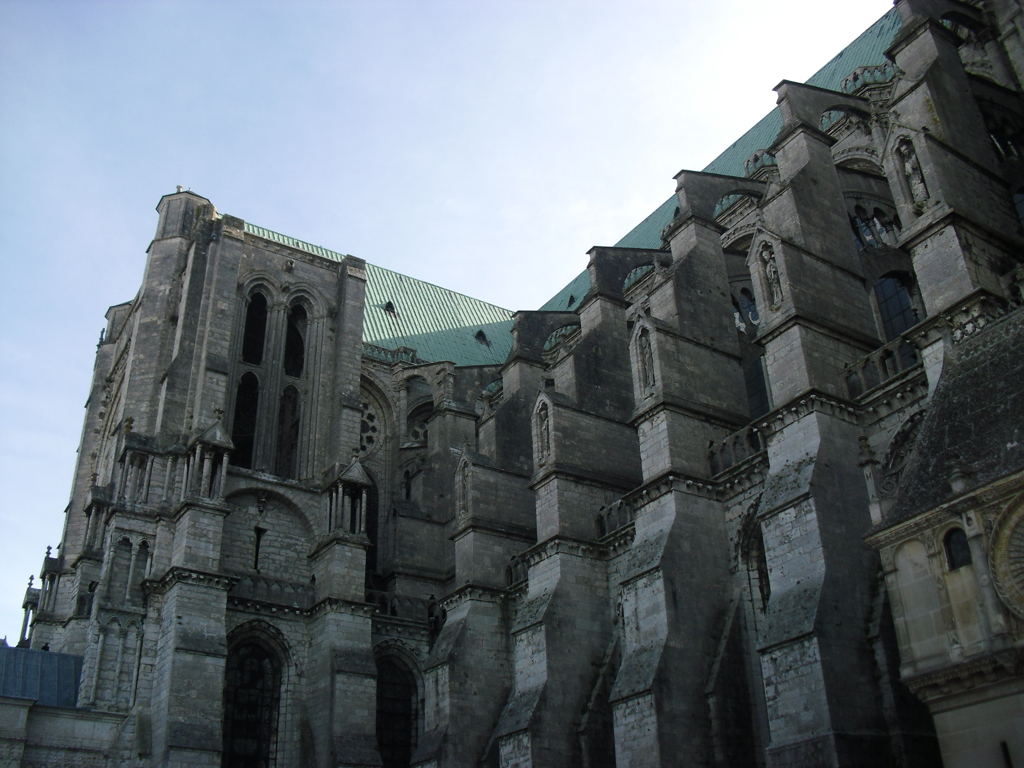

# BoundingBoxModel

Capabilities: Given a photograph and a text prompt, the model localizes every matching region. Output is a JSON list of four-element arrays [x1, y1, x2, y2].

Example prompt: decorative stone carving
[[989, 500, 1024, 620], [537, 403, 551, 464]]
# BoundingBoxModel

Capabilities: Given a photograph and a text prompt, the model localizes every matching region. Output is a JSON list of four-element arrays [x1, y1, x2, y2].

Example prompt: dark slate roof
[[886, 309, 1024, 525], [0, 646, 83, 708], [538, 8, 903, 313]]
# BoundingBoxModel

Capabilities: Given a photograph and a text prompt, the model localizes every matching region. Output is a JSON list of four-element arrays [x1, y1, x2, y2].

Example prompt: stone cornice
[[306, 596, 378, 620], [144, 566, 239, 596], [518, 535, 607, 569], [902, 647, 1024, 703], [439, 584, 508, 612], [866, 469, 1024, 548], [754, 390, 860, 439], [371, 616, 432, 643]]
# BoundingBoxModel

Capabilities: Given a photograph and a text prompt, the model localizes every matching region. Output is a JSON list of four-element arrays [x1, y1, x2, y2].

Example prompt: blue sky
[[0, 0, 894, 641]]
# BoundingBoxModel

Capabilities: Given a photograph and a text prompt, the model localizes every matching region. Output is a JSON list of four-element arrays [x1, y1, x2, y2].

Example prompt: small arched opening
[[944, 528, 973, 571]]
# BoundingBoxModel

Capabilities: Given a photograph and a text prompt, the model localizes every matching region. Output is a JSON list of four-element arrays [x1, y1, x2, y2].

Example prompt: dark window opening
[[283, 305, 307, 378], [364, 483, 380, 585], [1014, 191, 1024, 228], [945, 528, 973, 570], [242, 292, 268, 365], [403, 470, 411, 501], [474, 329, 490, 347], [567, 294, 576, 307], [275, 386, 301, 480], [253, 527, 266, 571], [384, 301, 398, 319], [744, 358, 770, 419], [222, 640, 282, 768], [231, 373, 260, 469], [376, 658, 416, 768], [874, 275, 919, 365]]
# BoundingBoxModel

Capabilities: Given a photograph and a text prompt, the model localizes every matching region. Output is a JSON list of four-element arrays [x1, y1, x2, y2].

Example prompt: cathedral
[[4, 1, 1024, 766]]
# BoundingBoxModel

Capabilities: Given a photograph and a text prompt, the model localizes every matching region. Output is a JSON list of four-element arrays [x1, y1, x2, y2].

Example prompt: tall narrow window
[[231, 373, 260, 469], [241, 292, 268, 365], [275, 386, 300, 480], [376, 658, 416, 768], [365, 483, 380, 586], [744, 358, 770, 419], [223, 640, 282, 768], [874, 275, 919, 339], [283, 304, 307, 378]]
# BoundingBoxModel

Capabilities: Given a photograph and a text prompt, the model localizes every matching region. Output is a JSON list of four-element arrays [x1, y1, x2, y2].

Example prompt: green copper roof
[[539, 8, 903, 312], [243, 222, 513, 367], [361, 263, 513, 367]]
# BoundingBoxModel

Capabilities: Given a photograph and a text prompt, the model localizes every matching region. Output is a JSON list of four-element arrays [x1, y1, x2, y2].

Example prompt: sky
[[0, 0, 894, 641]]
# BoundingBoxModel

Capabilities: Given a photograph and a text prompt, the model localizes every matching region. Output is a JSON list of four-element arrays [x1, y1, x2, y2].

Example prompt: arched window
[[241, 292, 268, 365], [222, 639, 282, 768], [275, 386, 300, 480], [283, 304, 307, 378], [873, 275, 919, 341], [944, 528, 973, 570], [376, 658, 417, 768], [407, 403, 432, 445], [231, 373, 260, 469]]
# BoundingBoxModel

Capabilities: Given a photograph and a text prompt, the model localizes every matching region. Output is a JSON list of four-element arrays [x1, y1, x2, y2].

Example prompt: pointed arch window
[[222, 639, 282, 768], [283, 304, 307, 378], [275, 386, 300, 480], [231, 373, 260, 469], [241, 292, 268, 365], [376, 658, 417, 768]]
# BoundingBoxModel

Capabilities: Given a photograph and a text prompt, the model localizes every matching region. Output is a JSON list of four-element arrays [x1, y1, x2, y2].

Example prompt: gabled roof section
[[242, 222, 513, 367], [362, 262, 513, 367], [538, 8, 903, 312]]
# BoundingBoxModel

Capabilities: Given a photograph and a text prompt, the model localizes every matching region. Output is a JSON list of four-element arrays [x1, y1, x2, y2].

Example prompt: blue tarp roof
[[0, 646, 82, 708]]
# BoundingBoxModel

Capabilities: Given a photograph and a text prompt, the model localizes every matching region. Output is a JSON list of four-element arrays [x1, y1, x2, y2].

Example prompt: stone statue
[[761, 243, 783, 309], [897, 138, 929, 206], [638, 329, 655, 391]]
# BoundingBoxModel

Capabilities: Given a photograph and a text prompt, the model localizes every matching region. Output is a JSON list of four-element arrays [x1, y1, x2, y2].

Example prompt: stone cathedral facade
[[4, 1, 1024, 767]]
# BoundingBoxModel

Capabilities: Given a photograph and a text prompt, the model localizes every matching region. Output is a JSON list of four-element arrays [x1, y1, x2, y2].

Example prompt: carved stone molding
[[904, 648, 1023, 702], [144, 567, 238, 596], [755, 391, 859, 440], [989, 496, 1024, 620]]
